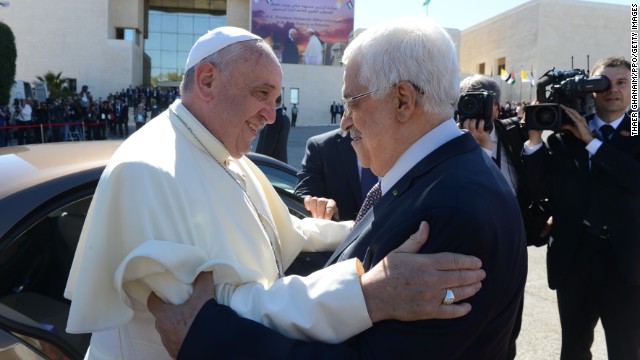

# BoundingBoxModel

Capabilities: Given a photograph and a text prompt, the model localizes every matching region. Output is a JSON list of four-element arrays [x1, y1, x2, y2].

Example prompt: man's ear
[[395, 81, 417, 123], [194, 62, 219, 101]]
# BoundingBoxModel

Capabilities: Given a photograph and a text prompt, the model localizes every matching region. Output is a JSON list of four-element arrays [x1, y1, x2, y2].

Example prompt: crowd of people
[[0, 85, 180, 147]]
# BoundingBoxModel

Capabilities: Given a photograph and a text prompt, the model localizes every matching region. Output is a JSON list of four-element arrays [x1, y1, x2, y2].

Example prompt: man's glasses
[[341, 81, 425, 117]]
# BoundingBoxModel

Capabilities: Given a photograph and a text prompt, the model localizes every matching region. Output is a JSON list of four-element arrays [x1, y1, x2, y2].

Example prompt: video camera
[[456, 91, 495, 132], [525, 69, 610, 131]]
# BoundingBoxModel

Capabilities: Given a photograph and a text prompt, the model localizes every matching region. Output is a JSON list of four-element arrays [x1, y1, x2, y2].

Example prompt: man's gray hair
[[288, 28, 297, 36], [459, 74, 501, 104], [180, 39, 276, 95], [342, 16, 459, 118]]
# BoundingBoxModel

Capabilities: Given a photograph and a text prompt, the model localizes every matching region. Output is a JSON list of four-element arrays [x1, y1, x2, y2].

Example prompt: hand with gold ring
[[303, 195, 340, 220]]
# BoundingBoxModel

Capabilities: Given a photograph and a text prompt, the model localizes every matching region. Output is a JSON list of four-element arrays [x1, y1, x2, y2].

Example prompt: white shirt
[[480, 128, 517, 194], [65, 100, 371, 359], [382, 119, 462, 195]]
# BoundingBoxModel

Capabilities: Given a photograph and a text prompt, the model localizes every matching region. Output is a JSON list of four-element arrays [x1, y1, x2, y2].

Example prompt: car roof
[[0, 141, 124, 201], [0, 141, 124, 239]]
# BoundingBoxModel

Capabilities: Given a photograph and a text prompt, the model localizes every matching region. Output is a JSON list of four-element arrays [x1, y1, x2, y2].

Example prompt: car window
[[257, 164, 298, 193], [0, 196, 93, 359]]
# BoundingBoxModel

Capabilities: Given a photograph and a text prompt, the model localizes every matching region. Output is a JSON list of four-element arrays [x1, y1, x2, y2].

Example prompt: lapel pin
[[392, 189, 398, 196]]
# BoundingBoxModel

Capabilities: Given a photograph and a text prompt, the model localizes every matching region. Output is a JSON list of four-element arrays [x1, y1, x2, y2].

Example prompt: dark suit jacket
[[179, 132, 528, 359], [524, 114, 640, 289], [256, 107, 291, 163], [294, 129, 362, 221], [282, 37, 299, 64]]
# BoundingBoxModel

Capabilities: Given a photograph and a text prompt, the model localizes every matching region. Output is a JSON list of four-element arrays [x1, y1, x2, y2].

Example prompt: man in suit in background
[[524, 56, 639, 359], [114, 97, 129, 138], [295, 128, 377, 221], [330, 101, 338, 124], [282, 28, 299, 64], [148, 16, 527, 359], [256, 95, 290, 163]]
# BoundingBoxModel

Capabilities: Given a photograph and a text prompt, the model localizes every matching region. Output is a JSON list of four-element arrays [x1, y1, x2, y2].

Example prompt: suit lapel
[[336, 131, 362, 203], [326, 133, 479, 266]]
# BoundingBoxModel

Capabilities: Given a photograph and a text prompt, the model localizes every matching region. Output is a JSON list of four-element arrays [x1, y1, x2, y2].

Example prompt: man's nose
[[340, 110, 352, 132], [263, 106, 276, 124]]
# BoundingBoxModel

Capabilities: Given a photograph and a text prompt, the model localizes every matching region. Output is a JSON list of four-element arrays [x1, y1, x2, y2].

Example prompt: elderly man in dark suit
[[282, 28, 299, 64], [148, 16, 526, 359], [295, 128, 377, 221], [255, 95, 290, 163], [524, 56, 639, 359]]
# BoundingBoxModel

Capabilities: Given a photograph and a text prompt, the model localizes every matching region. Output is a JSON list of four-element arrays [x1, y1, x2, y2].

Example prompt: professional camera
[[525, 69, 610, 131], [456, 91, 494, 132]]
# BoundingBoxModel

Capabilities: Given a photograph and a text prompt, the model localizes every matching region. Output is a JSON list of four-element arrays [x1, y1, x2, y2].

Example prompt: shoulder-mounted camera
[[525, 69, 610, 131]]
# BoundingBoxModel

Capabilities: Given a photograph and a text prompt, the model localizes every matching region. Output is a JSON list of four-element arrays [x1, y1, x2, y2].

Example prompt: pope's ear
[[193, 62, 219, 99]]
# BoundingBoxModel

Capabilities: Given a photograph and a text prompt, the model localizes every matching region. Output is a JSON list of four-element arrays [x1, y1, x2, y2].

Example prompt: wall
[[0, 0, 143, 99]]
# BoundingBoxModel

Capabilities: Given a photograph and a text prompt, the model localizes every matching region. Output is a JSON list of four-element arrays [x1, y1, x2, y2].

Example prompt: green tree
[[36, 71, 71, 99], [0, 21, 17, 106]]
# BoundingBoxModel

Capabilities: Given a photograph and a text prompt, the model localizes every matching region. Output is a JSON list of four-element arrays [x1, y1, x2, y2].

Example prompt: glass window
[[178, 15, 193, 34], [161, 13, 178, 33], [161, 51, 177, 70], [146, 9, 226, 84], [193, 16, 210, 35], [177, 34, 193, 51], [161, 33, 178, 52], [149, 13, 161, 31], [177, 51, 189, 69], [290, 88, 299, 105], [146, 33, 161, 50]]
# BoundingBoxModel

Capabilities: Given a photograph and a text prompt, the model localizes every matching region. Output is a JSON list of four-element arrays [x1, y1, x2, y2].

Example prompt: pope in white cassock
[[64, 27, 371, 360]]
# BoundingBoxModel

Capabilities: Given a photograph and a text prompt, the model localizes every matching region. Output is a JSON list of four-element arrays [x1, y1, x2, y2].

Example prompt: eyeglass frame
[[341, 81, 425, 116]]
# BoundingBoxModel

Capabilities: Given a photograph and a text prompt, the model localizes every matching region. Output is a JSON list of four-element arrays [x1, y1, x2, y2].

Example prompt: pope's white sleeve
[[215, 258, 372, 343]]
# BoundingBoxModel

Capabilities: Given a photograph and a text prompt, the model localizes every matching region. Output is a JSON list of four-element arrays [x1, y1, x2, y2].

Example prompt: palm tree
[[36, 71, 69, 98]]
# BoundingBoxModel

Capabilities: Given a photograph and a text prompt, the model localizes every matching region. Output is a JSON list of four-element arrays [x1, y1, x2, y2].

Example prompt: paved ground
[[278, 125, 608, 360]]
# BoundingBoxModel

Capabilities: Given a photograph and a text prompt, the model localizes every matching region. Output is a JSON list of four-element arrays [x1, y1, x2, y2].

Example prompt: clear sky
[[355, 0, 632, 30]]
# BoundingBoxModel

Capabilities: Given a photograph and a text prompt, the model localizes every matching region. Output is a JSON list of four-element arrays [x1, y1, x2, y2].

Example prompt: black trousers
[[556, 229, 640, 360]]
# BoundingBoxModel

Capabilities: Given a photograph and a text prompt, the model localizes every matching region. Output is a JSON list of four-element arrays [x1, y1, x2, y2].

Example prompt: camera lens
[[459, 95, 479, 115], [534, 106, 558, 128]]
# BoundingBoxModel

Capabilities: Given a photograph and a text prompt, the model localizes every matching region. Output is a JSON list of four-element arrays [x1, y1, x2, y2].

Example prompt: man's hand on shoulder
[[304, 195, 340, 220], [361, 221, 485, 323]]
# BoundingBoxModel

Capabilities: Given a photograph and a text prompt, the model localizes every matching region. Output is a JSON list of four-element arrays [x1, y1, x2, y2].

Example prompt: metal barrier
[[0, 121, 109, 146]]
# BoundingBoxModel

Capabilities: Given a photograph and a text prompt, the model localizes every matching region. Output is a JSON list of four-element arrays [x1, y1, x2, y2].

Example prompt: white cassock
[[64, 100, 372, 360], [304, 35, 323, 65]]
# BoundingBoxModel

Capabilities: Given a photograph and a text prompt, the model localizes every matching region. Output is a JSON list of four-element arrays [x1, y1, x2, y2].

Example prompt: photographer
[[458, 75, 545, 359], [523, 57, 639, 359]]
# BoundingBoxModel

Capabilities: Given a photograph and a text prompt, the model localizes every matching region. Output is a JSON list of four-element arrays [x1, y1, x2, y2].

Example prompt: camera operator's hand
[[560, 105, 594, 144], [460, 119, 492, 150]]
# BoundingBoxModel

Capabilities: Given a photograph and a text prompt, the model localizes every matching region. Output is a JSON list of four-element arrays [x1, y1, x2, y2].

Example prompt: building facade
[[0, 0, 629, 125]]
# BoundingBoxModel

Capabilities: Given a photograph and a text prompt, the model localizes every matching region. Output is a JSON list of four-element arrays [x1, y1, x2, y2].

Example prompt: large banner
[[251, 0, 355, 66]]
